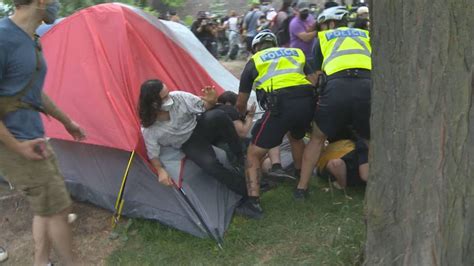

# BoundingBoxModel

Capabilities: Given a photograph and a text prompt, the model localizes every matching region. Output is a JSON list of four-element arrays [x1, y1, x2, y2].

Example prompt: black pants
[[315, 77, 371, 140], [181, 109, 247, 196]]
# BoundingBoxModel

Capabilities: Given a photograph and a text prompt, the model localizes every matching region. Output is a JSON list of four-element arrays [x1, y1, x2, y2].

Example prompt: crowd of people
[[181, 0, 370, 60], [0, 0, 371, 264]]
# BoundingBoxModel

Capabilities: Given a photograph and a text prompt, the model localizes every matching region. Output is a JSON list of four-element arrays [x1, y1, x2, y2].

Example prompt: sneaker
[[235, 200, 263, 220], [293, 188, 309, 200], [0, 246, 8, 263], [267, 164, 296, 182]]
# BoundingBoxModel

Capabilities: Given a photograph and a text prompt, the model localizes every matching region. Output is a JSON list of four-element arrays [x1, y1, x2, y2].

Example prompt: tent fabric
[[32, 3, 248, 239], [51, 139, 240, 238], [40, 3, 241, 153]]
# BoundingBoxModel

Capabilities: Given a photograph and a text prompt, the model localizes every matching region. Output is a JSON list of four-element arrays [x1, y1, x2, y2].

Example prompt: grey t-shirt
[[142, 91, 206, 160], [0, 18, 46, 140], [243, 9, 264, 37]]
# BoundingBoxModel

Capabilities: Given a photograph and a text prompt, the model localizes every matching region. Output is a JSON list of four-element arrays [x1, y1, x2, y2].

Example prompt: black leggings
[[181, 109, 247, 196]]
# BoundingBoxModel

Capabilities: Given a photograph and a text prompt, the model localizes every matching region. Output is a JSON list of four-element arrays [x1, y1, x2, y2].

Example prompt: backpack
[[275, 14, 293, 46]]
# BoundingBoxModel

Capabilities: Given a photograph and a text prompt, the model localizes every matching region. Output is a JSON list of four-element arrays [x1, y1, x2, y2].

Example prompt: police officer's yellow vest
[[252, 47, 311, 92], [318, 27, 372, 75]]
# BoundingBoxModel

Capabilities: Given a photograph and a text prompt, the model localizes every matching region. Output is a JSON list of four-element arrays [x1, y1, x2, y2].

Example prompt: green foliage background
[[0, 0, 13, 17]]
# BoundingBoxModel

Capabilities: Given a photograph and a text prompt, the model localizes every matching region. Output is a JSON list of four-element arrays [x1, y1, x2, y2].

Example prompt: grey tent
[[51, 140, 241, 240]]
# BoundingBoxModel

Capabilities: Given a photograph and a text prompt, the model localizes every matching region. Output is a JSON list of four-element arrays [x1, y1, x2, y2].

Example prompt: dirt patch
[[220, 59, 246, 78], [0, 183, 120, 265]]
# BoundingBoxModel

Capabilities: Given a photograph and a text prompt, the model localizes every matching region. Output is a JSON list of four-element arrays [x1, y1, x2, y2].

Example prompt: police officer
[[296, 6, 371, 198], [236, 30, 316, 217]]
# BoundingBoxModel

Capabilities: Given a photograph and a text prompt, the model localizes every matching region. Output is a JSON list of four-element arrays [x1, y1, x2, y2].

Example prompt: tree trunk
[[365, 0, 473, 265]]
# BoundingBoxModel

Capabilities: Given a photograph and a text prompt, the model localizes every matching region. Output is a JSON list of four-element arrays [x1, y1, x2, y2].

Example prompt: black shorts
[[315, 77, 371, 140], [340, 150, 365, 187], [251, 89, 315, 149]]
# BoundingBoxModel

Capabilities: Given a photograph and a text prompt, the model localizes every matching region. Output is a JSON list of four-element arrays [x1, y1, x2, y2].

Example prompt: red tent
[[41, 3, 239, 154], [37, 3, 243, 240]]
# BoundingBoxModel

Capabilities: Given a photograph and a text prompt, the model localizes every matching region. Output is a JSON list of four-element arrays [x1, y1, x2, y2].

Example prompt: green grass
[[107, 179, 366, 265]]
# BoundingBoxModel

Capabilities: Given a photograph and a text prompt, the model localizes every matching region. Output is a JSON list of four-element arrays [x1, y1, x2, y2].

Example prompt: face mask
[[161, 97, 174, 111], [43, 0, 61, 25], [300, 11, 309, 21]]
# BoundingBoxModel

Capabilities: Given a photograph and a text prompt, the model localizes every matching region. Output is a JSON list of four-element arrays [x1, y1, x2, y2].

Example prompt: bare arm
[[0, 121, 45, 160], [234, 114, 255, 138], [41, 92, 71, 125], [296, 30, 317, 43], [0, 121, 21, 151], [233, 102, 256, 137], [41, 92, 85, 141], [236, 92, 250, 115], [150, 157, 173, 186]]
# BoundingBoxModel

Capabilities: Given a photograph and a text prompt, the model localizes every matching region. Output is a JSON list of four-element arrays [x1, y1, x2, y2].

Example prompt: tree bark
[[365, 0, 473, 265]]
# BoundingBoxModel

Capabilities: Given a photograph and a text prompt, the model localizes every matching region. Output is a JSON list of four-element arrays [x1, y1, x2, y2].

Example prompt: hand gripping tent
[[39, 3, 244, 242]]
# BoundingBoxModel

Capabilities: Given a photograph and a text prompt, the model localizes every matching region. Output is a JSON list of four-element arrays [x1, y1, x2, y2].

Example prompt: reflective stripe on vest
[[252, 47, 311, 92], [318, 27, 372, 75]]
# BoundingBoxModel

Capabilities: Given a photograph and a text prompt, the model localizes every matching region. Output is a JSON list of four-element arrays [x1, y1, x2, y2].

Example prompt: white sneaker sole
[[267, 172, 296, 180], [68, 213, 77, 224], [0, 247, 8, 262]]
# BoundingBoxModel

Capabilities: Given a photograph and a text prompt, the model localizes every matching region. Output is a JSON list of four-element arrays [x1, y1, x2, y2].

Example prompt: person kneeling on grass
[[139, 79, 262, 219], [316, 137, 368, 189]]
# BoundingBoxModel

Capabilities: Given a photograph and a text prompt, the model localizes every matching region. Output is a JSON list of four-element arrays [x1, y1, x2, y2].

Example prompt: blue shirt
[[243, 9, 264, 37], [0, 18, 47, 140]]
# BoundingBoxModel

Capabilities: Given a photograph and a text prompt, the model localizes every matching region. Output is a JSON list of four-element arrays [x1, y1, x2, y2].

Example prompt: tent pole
[[175, 184, 224, 250], [111, 150, 136, 229]]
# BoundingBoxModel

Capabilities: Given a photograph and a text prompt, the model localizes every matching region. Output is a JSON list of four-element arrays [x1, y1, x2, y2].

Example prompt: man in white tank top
[[224, 10, 240, 60]]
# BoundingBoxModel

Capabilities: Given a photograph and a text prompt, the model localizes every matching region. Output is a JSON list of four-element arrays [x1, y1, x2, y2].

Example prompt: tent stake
[[111, 150, 136, 229]]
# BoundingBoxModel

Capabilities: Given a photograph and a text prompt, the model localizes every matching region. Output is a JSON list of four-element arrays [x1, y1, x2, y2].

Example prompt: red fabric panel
[[41, 4, 224, 155]]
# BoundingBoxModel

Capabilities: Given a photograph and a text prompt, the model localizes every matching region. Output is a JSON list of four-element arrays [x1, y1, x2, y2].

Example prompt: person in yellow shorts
[[317, 137, 368, 188]]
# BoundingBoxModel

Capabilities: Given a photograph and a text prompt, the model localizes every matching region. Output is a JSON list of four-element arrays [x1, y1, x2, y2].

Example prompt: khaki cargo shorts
[[0, 142, 72, 216]]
